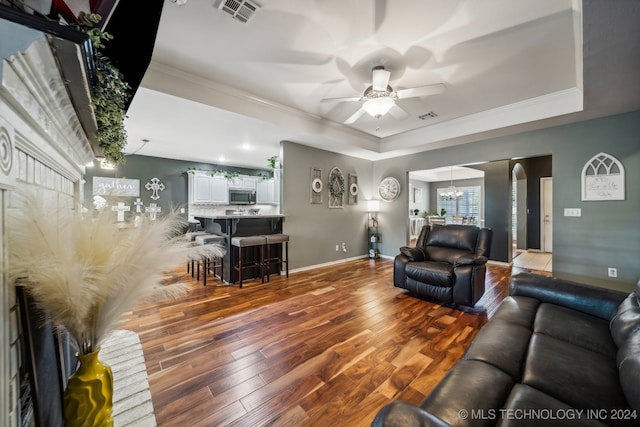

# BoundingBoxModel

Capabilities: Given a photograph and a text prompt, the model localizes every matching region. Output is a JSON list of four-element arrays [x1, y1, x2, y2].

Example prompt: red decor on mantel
[[48, 0, 119, 27]]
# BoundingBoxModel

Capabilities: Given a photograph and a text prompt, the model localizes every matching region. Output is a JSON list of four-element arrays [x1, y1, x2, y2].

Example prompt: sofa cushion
[[463, 322, 532, 380], [421, 360, 515, 427], [617, 332, 640, 412], [534, 303, 617, 358], [523, 334, 630, 414], [405, 261, 453, 287], [372, 401, 450, 427], [490, 296, 540, 329], [500, 384, 608, 427], [610, 292, 640, 348]]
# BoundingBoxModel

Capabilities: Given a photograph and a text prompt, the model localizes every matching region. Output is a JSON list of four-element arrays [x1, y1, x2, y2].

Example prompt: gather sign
[[93, 177, 140, 197]]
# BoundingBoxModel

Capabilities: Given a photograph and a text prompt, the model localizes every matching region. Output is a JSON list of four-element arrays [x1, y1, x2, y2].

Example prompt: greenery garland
[[328, 168, 345, 197], [75, 13, 130, 165]]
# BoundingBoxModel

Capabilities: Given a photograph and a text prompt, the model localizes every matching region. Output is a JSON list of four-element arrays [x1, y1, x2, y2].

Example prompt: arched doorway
[[512, 163, 527, 258]]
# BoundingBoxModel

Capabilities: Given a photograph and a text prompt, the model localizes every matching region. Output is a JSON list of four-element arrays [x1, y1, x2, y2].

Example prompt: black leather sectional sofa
[[372, 272, 640, 426]]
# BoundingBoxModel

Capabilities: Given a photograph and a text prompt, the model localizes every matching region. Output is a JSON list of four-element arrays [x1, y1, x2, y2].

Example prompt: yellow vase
[[63, 350, 114, 427]]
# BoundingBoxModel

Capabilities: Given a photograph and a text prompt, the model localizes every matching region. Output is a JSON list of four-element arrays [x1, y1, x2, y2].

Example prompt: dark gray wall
[[83, 155, 269, 218], [95, 111, 640, 292], [281, 141, 373, 269], [511, 156, 552, 250], [465, 161, 512, 262], [374, 111, 640, 291]]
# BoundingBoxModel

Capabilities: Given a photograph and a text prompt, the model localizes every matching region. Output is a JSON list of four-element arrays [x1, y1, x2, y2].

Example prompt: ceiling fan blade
[[372, 67, 391, 91], [395, 83, 445, 99], [344, 108, 366, 124], [320, 96, 363, 103], [388, 104, 409, 120]]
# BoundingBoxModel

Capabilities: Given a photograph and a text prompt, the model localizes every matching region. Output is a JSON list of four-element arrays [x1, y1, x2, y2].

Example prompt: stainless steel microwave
[[229, 189, 256, 205]]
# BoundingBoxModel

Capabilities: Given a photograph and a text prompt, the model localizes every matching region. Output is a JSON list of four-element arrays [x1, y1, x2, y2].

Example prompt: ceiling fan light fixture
[[363, 97, 395, 118]]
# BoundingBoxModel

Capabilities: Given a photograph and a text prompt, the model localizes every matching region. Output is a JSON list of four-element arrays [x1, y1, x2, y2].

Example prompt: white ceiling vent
[[418, 111, 438, 120], [214, 0, 260, 23]]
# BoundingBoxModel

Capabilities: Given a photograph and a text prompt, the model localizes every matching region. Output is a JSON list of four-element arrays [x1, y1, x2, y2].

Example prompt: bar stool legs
[[263, 234, 289, 282], [231, 236, 267, 288], [197, 255, 223, 285], [193, 234, 226, 286]]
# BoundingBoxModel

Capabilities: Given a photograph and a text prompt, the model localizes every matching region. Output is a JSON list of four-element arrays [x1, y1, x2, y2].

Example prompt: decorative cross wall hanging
[[145, 177, 165, 200], [146, 203, 161, 221], [111, 202, 130, 222], [134, 198, 143, 213]]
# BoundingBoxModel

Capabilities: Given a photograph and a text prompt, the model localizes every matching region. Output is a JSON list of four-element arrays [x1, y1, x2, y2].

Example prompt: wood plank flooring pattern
[[120, 259, 542, 427]]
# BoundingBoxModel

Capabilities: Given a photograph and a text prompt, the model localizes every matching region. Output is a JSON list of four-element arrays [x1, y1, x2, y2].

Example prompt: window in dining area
[[437, 186, 482, 225]]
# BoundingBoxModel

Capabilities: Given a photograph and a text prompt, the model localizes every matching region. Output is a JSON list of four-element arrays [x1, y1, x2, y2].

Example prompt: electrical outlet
[[342, 242, 347, 253], [335, 244, 339, 251], [608, 267, 617, 278]]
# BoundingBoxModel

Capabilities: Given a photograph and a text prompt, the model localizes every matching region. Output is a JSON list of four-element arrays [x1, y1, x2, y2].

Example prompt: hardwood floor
[[120, 258, 547, 427]]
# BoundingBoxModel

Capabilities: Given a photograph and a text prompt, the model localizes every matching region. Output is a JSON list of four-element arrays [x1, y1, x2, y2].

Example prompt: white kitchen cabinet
[[242, 176, 258, 190], [256, 179, 272, 204], [210, 175, 229, 204], [229, 175, 258, 190], [229, 176, 243, 188], [191, 173, 213, 204], [256, 178, 280, 204], [189, 172, 228, 204]]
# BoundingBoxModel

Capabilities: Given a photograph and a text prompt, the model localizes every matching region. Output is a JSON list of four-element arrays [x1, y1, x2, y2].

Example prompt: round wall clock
[[378, 176, 401, 201]]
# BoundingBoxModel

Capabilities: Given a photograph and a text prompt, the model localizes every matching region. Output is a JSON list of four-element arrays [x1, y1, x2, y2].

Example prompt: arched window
[[581, 152, 625, 200]]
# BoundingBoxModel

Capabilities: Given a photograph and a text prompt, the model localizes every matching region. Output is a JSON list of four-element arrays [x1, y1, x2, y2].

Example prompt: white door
[[541, 177, 553, 253]]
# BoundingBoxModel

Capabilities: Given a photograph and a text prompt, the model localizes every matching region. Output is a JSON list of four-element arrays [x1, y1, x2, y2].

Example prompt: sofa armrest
[[400, 246, 426, 262], [371, 401, 451, 427], [509, 272, 628, 320], [454, 254, 487, 267]]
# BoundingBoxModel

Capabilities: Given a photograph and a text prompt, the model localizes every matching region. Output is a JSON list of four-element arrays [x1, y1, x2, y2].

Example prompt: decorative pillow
[[610, 293, 640, 348]]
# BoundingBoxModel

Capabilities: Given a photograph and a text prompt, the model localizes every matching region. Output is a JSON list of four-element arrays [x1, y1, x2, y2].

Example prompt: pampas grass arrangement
[[8, 189, 225, 355]]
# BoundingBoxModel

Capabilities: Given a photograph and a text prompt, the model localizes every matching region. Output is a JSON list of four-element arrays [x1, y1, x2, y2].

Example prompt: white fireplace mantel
[[1, 35, 96, 180], [0, 15, 99, 426]]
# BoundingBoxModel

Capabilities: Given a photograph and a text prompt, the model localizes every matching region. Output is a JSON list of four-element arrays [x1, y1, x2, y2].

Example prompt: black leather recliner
[[394, 224, 493, 307]]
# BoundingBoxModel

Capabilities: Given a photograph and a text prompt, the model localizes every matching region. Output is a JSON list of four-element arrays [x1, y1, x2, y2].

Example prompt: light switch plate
[[564, 208, 581, 217]]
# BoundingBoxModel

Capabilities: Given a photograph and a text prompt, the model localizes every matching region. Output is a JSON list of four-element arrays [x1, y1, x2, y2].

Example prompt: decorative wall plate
[[312, 178, 323, 193], [310, 167, 322, 204], [348, 173, 358, 204], [378, 176, 401, 201]]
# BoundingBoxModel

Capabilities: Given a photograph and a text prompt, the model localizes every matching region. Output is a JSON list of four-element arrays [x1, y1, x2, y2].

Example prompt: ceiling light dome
[[363, 97, 394, 118]]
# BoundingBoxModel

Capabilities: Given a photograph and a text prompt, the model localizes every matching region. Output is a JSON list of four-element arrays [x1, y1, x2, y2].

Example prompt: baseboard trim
[[289, 255, 369, 274], [488, 260, 512, 267]]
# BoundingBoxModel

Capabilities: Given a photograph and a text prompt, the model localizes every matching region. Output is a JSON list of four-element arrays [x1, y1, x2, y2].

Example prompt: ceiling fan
[[321, 66, 445, 125]]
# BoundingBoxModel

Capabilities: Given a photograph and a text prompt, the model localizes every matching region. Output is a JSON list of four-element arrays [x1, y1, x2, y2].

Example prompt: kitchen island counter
[[194, 214, 285, 283]]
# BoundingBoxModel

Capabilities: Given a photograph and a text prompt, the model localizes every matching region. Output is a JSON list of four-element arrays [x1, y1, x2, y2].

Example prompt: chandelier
[[440, 168, 463, 201]]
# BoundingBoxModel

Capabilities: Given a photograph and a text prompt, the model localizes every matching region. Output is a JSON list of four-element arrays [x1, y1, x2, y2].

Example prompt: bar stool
[[186, 231, 210, 275], [194, 234, 226, 286], [263, 234, 289, 282], [231, 235, 266, 288]]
